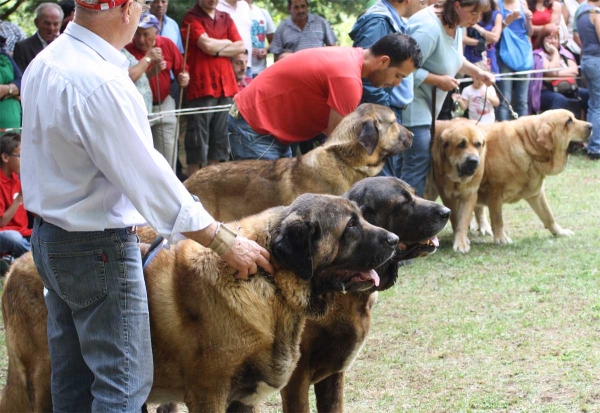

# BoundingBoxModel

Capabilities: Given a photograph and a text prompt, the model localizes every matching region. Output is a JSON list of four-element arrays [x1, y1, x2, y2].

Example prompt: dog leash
[[493, 83, 518, 120]]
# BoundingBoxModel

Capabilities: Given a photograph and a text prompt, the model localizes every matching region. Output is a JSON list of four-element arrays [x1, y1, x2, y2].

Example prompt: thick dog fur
[[280, 177, 451, 413], [430, 121, 486, 253], [0, 195, 399, 412], [474, 109, 592, 244], [183, 103, 413, 222]]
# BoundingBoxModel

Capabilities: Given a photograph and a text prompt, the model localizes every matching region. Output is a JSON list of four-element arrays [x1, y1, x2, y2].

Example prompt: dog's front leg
[[525, 190, 574, 237], [473, 205, 492, 236], [487, 192, 512, 245], [227, 401, 259, 413], [452, 193, 478, 253], [280, 369, 311, 413], [314, 372, 345, 413]]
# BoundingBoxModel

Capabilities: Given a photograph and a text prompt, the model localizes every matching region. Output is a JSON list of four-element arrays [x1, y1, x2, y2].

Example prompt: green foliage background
[[1, 0, 371, 45]]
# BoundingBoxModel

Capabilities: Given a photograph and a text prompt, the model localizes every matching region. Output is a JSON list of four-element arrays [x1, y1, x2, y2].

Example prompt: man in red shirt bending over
[[0, 133, 31, 260], [182, 0, 244, 176], [126, 12, 189, 171], [229, 32, 422, 160]]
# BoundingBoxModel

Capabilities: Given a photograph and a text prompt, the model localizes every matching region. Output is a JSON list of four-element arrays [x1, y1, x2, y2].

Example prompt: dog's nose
[[464, 156, 479, 168], [386, 233, 399, 247], [438, 206, 451, 221], [587, 123, 593, 132]]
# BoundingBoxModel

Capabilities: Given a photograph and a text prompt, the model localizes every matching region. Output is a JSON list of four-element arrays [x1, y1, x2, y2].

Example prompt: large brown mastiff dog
[[184, 103, 413, 221], [430, 121, 486, 253], [0, 195, 399, 412], [474, 109, 592, 244], [281, 177, 451, 413]]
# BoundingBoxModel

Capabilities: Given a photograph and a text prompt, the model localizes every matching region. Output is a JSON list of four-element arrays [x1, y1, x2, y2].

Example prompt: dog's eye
[[347, 219, 357, 228], [565, 118, 573, 127], [458, 140, 467, 149], [474, 142, 482, 148]]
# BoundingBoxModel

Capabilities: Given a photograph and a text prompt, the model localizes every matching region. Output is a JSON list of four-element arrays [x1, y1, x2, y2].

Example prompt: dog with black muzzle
[[428, 120, 486, 253], [280, 177, 450, 413]]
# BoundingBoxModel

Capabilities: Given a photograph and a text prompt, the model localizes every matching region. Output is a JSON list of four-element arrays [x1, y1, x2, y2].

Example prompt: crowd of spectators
[[1, 0, 599, 265]]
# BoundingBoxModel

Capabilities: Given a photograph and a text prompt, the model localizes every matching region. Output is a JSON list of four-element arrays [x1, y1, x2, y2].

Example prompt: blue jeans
[[540, 88, 589, 116], [399, 125, 431, 197], [0, 229, 31, 257], [31, 218, 153, 413], [582, 55, 600, 154], [228, 114, 292, 160], [497, 58, 530, 121]]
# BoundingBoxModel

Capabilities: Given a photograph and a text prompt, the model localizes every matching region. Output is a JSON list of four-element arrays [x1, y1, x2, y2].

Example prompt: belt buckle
[[229, 103, 240, 119]]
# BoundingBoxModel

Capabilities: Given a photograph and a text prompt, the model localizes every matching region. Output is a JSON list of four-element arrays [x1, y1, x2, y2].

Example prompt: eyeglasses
[[8, 154, 20, 158]]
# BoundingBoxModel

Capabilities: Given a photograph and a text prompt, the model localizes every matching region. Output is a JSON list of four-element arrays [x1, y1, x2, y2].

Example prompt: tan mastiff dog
[[474, 109, 592, 244], [0, 194, 399, 412], [184, 103, 413, 222]]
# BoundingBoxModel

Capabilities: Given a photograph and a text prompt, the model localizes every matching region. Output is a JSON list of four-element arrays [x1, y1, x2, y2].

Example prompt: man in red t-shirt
[[126, 13, 189, 171], [229, 32, 422, 160], [181, 0, 245, 176], [0, 133, 31, 259]]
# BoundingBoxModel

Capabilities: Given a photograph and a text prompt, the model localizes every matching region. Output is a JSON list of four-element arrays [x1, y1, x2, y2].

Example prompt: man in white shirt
[[217, 0, 253, 70], [20, 0, 273, 410]]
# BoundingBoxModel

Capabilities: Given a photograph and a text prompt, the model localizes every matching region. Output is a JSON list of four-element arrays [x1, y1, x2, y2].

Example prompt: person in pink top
[[229, 32, 422, 160]]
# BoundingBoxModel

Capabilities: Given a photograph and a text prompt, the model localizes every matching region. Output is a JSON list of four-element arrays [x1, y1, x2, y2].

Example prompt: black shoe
[[588, 152, 600, 161]]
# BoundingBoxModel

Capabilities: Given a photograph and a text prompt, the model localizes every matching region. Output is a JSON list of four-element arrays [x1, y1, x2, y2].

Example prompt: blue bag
[[497, 0, 533, 72]]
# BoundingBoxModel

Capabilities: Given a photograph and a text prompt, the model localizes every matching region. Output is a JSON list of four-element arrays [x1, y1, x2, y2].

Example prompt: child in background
[[0, 133, 31, 265], [453, 62, 500, 124]]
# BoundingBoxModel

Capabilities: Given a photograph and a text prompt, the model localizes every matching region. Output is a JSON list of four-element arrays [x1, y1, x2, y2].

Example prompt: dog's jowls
[[0, 194, 400, 412]]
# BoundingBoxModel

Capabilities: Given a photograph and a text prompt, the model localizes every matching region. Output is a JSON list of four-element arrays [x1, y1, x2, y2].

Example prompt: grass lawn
[[1, 155, 599, 412]]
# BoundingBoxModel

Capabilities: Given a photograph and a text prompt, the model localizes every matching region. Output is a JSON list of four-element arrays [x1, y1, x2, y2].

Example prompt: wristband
[[208, 223, 237, 256]]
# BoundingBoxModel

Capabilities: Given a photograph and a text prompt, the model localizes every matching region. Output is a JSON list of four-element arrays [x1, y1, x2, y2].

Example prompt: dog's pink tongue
[[360, 269, 380, 287], [432, 236, 439, 247]]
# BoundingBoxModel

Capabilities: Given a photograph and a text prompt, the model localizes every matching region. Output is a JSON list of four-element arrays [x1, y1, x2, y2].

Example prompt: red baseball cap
[[75, 0, 129, 11]]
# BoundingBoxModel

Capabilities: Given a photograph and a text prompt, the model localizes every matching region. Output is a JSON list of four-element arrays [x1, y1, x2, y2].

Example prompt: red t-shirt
[[126, 36, 184, 104], [182, 6, 241, 100], [235, 47, 364, 144], [0, 172, 31, 237]]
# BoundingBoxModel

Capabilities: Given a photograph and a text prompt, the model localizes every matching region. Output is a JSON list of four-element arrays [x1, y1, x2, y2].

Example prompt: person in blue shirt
[[350, 0, 426, 178]]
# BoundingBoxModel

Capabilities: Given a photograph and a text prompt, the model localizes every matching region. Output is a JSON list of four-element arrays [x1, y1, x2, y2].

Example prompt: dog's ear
[[357, 118, 380, 155], [537, 123, 555, 151], [272, 215, 319, 281]]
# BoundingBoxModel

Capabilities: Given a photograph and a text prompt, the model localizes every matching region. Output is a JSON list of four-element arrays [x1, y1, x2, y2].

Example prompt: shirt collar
[[36, 31, 49, 48], [64, 22, 129, 71]]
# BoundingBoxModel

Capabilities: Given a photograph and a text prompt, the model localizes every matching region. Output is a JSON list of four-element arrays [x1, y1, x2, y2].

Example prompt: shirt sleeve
[[269, 23, 285, 55], [75, 78, 214, 242], [323, 20, 337, 45], [227, 17, 243, 42], [264, 9, 276, 34], [327, 76, 363, 116], [409, 29, 436, 88], [183, 16, 206, 45], [8, 54, 22, 90]]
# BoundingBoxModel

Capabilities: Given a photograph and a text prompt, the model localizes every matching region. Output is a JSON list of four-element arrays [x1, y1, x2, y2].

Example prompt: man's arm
[[324, 108, 343, 137], [196, 34, 235, 55], [0, 193, 22, 228]]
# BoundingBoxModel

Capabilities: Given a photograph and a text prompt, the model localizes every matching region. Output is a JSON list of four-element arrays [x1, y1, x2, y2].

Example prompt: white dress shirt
[[21, 22, 214, 242]]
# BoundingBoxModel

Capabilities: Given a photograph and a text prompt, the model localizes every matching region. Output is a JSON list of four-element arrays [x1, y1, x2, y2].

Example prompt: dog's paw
[[479, 223, 492, 237], [552, 226, 574, 237], [494, 234, 512, 245], [453, 238, 471, 253], [469, 216, 479, 232]]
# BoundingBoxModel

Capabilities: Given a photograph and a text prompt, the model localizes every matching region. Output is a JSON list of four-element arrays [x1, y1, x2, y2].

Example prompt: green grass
[[2, 156, 599, 412]]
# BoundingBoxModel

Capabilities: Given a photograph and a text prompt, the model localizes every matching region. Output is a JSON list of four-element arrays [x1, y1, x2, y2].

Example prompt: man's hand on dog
[[222, 237, 274, 280]]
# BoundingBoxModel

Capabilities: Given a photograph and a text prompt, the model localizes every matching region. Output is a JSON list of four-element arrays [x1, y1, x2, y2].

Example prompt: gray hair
[[35, 3, 65, 21]]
